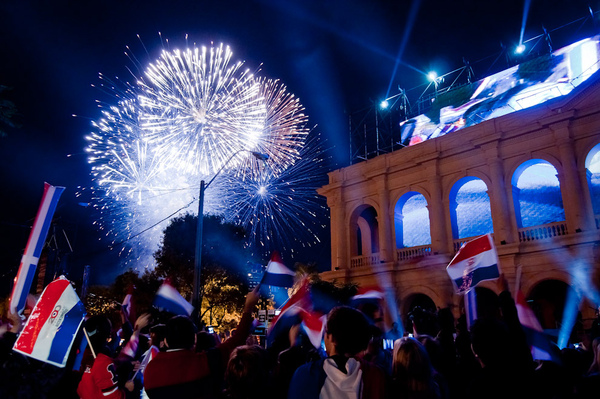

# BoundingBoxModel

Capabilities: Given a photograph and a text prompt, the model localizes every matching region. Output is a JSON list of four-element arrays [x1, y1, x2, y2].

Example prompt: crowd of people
[[1, 277, 600, 399]]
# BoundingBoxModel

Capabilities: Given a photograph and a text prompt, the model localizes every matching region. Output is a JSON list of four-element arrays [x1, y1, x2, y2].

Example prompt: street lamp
[[192, 150, 269, 323]]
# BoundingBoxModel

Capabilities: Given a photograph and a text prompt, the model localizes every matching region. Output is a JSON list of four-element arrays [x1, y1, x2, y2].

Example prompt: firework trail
[[222, 133, 330, 258], [85, 39, 325, 270]]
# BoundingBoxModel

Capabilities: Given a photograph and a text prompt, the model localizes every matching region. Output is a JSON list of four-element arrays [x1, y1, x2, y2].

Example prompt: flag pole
[[83, 327, 97, 359]]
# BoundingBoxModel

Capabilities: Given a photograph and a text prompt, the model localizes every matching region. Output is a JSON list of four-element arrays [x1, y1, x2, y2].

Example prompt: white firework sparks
[[85, 39, 325, 270]]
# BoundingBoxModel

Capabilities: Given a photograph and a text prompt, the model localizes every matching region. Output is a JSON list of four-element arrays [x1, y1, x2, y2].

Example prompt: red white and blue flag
[[10, 183, 65, 316], [13, 276, 86, 368], [267, 279, 311, 346], [122, 286, 136, 324], [446, 234, 500, 294], [153, 280, 193, 316], [351, 286, 385, 303], [299, 309, 327, 349], [261, 251, 295, 288], [515, 290, 559, 362]]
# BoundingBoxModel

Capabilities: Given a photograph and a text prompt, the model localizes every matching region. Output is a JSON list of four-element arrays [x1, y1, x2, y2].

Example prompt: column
[[552, 122, 594, 232]]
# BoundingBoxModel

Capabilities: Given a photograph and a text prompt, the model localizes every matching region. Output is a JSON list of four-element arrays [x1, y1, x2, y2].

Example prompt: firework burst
[[85, 38, 326, 269]]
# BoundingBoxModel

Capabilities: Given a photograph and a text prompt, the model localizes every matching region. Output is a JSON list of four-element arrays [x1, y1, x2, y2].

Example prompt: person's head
[[392, 337, 435, 392], [149, 324, 167, 349], [85, 315, 112, 354], [470, 318, 509, 367], [409, 306, 439, 337], [325, 306, 371, 357], [165, 315, 197, 350], [225, 345, 270, 399], [196, 331, 218, 352]]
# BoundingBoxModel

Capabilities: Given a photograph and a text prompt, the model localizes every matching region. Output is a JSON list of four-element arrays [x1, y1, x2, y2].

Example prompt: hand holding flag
[[446, 234, 500, 294]]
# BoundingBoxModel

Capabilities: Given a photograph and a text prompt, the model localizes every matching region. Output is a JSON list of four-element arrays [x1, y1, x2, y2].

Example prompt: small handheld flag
[[515, 290, 559, 362], [153, 280, 193, 316], [261, 251, 295, 288], [10, 183, 65, 316], [13, 276, 86, 368], [446, 234, 500, 294]]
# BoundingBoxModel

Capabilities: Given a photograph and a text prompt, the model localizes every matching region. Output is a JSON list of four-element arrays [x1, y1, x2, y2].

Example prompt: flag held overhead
[[13, 276, 86, 368], [261, 251, 295, 288], [446, 234, 500, 294], [153, 280, 194, 316], [10, 183, 65, 316]]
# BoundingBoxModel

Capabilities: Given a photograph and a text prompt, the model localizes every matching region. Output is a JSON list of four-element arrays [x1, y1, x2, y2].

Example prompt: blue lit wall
[[453, 179, 494, 239], [514, 161, 565, 228], [587, 145, 600, 215], [395, 192, 431, 248]]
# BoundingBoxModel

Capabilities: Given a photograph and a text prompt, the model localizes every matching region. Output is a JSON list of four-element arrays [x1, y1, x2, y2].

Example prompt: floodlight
[[515, 44, 526, 54], [380, 100, 389, 109], [427, 71, 438, 82]]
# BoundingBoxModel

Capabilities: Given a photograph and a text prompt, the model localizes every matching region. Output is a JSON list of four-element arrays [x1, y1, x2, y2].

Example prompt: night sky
[[0, 0, 597, 291]]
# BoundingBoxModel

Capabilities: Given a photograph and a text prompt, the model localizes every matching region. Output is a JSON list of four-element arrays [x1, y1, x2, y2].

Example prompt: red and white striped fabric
[[13, 276, 86, 367]]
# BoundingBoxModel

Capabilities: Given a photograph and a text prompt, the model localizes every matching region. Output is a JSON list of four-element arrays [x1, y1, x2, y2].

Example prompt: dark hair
[[150, 323, 167, 346], [392, 337, 439, 395], [225, 345, 270, 399], [196, 331, 218, 352], [409, 306, 439, 336], [326, 306, 371, 356], [84, 315, 112, 353], [165, 316, 197, 350]]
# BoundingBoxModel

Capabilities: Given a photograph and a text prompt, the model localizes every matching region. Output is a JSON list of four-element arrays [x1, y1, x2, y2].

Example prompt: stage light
[[427, 71, 438, 82], [515, 44, 526, 54], [380, 100, 389, 109]]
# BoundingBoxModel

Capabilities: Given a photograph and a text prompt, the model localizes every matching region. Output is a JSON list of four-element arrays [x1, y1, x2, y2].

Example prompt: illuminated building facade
[[318, 36, 600, 335]]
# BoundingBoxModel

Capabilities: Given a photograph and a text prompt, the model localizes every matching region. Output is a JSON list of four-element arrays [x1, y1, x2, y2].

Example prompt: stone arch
[[400, 290, 439, 335], [584, 141, 600, 217], [510, 158, 565, 228], [394, 191, 431, 248], [528, 279, 576, 332], [348, 204, 380, 257], [448, 176, 494, 239]]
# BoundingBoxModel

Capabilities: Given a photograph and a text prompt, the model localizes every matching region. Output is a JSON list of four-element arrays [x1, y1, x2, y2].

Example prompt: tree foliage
[[0, 85, 21, 138]]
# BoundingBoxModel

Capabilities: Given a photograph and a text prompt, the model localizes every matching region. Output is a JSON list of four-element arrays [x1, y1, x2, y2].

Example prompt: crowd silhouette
[[1, 277, 599, 399]]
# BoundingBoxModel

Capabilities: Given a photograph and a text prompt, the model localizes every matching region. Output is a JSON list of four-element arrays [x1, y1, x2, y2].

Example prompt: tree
[[152, 213, 254, 328], [0, 85, 21, 138]]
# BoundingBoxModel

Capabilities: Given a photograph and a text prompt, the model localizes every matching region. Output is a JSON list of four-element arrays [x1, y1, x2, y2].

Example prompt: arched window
[[394, 192, 431, 248], [449, 177, 494, 239], [511, 160, 565, 228], [585, 143, 600, 221], [351, 206, 379, 256]]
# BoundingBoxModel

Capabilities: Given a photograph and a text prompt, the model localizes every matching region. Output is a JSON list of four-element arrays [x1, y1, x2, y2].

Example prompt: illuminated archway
[[449, 177, 493, 239], [394, 191, 431, 248], [585, 142, 600, 221], [511, 160, 565, 228], [350, 205, 379, 257]]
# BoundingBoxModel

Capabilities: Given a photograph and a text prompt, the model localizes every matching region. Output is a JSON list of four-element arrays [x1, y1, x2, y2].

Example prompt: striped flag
[[13, 276, 86, 368], [446, 234, 500, 294], [10, 183, 65, 316], [153, 281, 193, 316], [515, 290, 559, 362], [261, 251, 295, 288], [299, 310, 327, 349]]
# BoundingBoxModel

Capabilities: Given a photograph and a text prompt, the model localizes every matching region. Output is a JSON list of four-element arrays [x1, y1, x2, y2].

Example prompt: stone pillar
[[428, 168, 450, 254], [483, 143, 518, 244], [552, 122, 594, 232], [326, 190, 347, 271], [373, 176, 394, 263]]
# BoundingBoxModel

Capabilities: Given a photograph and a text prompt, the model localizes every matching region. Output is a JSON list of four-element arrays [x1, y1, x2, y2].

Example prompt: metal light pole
[[192, 150, 269, 323]]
